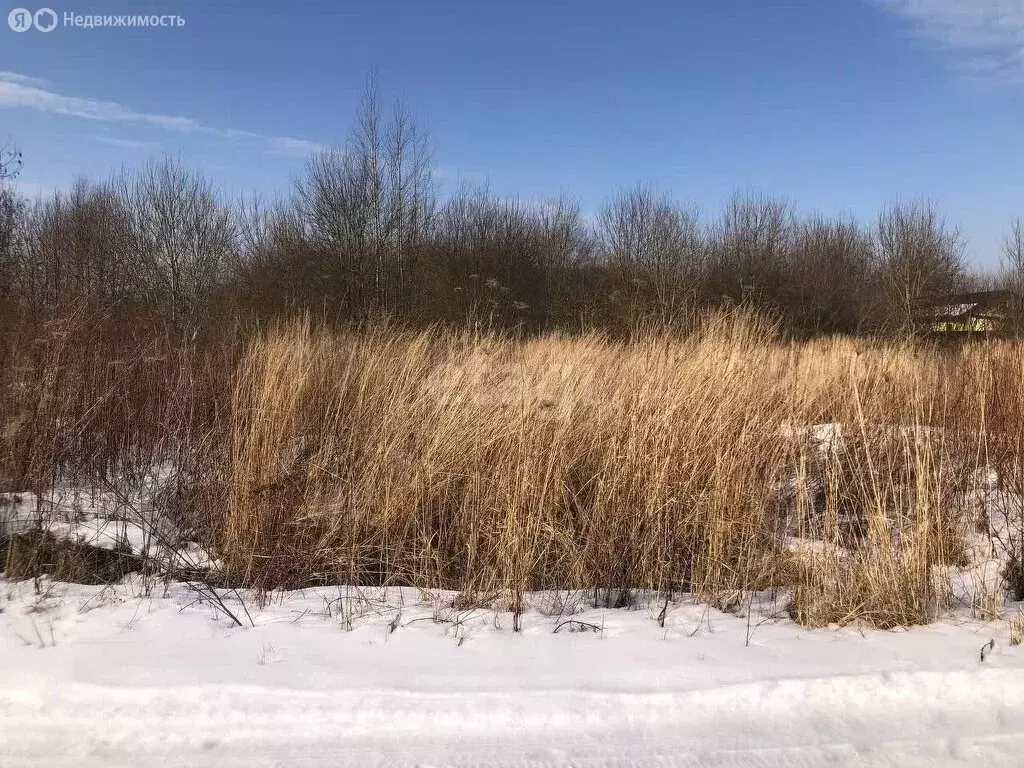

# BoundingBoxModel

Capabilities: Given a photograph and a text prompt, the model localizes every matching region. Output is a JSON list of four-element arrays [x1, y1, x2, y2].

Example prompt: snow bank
[[1, 580, 1022, 767]]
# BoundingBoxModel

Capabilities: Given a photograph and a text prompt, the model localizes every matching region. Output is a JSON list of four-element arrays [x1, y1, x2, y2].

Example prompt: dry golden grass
[[212, 312, 1023, 626], [1011, 611, 1024, 646], [7, 310, 1024, 628]]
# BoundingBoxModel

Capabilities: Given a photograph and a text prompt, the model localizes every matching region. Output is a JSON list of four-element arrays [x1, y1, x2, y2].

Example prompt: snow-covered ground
[[4, 444, 1024, 767], [0, 483, 213, 571], [1, 578, 1023, 768]]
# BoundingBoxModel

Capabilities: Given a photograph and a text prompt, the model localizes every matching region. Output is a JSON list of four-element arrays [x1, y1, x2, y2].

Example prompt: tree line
[[1, 91, 1021, 341]]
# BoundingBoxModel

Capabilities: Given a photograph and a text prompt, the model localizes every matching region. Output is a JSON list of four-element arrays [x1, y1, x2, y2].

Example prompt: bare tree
[[707, 193, 791, 307], [0, 139, 22, 181], [0, 187, 17, 276], [1001, 218, 1024, 291], [0, 142, 20, 329], [295, 77, 435, 318], [598, 185, 703, 323], [995, 218, 1024, 332], [16, 179, 136, 312], [116, 159, 235, 328], [225, 194, 310, 315], [876, 201, 965, 332], [385, 98, 436, 305], [0, 139, 21, 277], [786, 216, 877, 334], [532, 196, 593, 323]]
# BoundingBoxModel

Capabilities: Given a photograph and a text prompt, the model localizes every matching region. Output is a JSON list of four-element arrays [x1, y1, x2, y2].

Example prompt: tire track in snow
[[2, 668, 1023, 766]]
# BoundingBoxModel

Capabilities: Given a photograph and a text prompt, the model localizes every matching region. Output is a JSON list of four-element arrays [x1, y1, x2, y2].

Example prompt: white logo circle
[[33, 7, 57, 32], [7, 7, 33, 31]]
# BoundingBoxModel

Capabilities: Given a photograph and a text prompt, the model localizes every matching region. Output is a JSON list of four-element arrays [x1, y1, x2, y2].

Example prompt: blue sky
[[1, 0, 1023, 266]]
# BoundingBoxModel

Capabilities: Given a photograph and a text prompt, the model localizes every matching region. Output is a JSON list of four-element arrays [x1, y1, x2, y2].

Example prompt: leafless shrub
[[785, 216, 877, 335], [1000, 218, 1024, 291], [706, 192, 791, 308], [876, 201, 966, 334], [294, 78, 435, 318], [597, 184, 703, 326], [115, 159, 235, 330]]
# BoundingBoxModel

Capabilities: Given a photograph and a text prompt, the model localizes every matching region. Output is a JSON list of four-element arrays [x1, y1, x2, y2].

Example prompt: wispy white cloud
[[876, 0, 1024, 85], [93, 135, 161, 150], [269, 136, 331, 157], [216, 128, 328, 156], [0, 71, 50, 89], [0, 71, 327, 154], [0, 74, 200, 130]]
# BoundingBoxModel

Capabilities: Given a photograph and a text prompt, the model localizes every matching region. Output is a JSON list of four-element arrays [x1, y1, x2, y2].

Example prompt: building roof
[[916, 290, 1019, 321]]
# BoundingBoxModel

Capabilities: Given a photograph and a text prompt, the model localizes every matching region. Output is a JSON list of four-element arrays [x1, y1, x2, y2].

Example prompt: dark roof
[[916, 290, 1019, 311], [913, 290, 1022, 333]]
